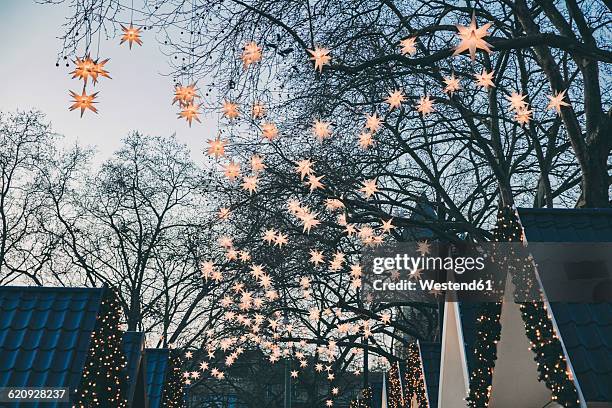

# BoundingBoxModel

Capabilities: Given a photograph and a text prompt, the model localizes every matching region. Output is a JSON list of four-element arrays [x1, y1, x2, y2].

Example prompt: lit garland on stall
[[465, 205, 508, 407], [503, 206, 580, 407], [388, 362, 405, 408], [162, 351, 186, 408], [467, 205, 580, 407], [404, 343, 428, 408], [349, 386, 373, 408], [74, 288, 128, 407]]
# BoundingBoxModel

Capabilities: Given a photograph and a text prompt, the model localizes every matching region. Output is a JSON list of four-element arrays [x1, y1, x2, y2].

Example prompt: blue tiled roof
[[0, 286, 104, 408], [145, 348, 170, 408], [518, 208, 612, 403], [419, 342, 441, 408], [122, 331, 145, 405]]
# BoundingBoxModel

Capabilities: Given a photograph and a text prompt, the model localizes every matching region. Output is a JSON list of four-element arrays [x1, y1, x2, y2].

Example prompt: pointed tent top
[[381, 371, 388, 408]]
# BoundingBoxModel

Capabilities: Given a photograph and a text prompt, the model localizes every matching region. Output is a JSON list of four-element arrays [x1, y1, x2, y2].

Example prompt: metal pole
[[363, 335, 369, 388]]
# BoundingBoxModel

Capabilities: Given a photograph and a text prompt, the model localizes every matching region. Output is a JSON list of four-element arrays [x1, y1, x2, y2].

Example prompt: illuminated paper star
[[306, 174, 325, 192], [261, 122, 279, 140], [400, 37, 417, 56], [381, 312, 391, 324], [218, 207, 231, 219], [290, 370, 299, 378], [325, 198, 344, 211], [300, 212, 320, 233], [381, 219, 395, 233], [474, 69, 495, 89], [222, 101, 240, 119], [207, 137, 226, 158], [200, 261, 215, 281], [263, 228, 278, 244], [359, 179, 379, 198], [70, 55, 97, 84], [241, 41, 262, 67], [178, 103, 201, 126], [92, 58, 111, 84], [443, 74, 461, 95], [308, 47, 331, 72], [514, 106, 533, 125], [386, 89, 405, 109], [417, 240, 431, 255], [120, 24, 143, 49], [251, 102, 266, 118], [506, 91, 527, 111], [309, 249, 325, 265], [274, 233, 288, 247], [416, 95, 435, 116], [453, 14, 492, 60], [173, 83, 198, 106], [546, 90, 570, 113], [69, 89, 99, 117], [365, 113, 383, 133], [250, 155, 266, 172], [224, 161, 241, 180], [358, 132, 374, 149], [295, 159, 314, 180], [313, 120, 332, 141]]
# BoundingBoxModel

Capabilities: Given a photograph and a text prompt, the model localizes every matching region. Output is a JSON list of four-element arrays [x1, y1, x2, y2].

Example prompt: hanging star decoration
[[70, 55, 111, 85], [386, 89, 406, 109], [453, 13, 493, 60], [399, 37, 417, 56], [120, 24, 143, 49], [224, 161, 241, 181], [365, 113, 383, 133], [69, 89, 99, 117], [261, 122, 279, 140], [250, 155, 266, 172], [443, 74, 461, 95], [506, 91, 527, 111], [546, 90, 570, 114], [70, 55, 95, 84], [241, 41, 262, 68], [313, 120, 332, 141], [251, 102, 266, 118], [173, 83, 198, 107], [222, 101, 240, 119], [358, 131, 374, 149], [514, 106, 533, 125], [360, 179, 379, 198], [178, 103, 201, 126], [308, 47, 331, 72], [207, 137, 226, 158], [474, 69, 495, 89], [416, 95, 435, 116]]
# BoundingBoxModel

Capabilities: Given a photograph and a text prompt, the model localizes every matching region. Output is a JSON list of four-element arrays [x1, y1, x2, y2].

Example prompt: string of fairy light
[[75, 288, 128, 407], [404, 343, 428, 408]]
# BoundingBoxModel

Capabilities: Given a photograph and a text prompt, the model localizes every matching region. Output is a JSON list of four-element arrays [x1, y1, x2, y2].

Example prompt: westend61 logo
[[372, 253, 486, 275]]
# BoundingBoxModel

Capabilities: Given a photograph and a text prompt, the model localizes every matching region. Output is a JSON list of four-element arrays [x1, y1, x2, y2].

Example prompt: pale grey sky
[[0, 0, 216, 163]]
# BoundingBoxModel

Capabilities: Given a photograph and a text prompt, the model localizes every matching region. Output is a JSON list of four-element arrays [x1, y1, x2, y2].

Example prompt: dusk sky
[[0, 1, 216, 163]]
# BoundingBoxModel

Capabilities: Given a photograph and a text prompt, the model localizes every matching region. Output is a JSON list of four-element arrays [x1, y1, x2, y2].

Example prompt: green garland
[[388, 362, 405, 408], [75, 287, 128, 407], [162, 350, 186, 408], [503, 207, 580, 407], [404, 343, 428, 408], [349, 386, 373, 408], [467, 205, 580, 407]]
